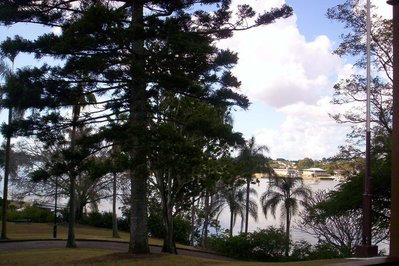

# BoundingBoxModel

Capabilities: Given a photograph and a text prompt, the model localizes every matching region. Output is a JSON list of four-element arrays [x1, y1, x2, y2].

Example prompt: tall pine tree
[[0, 0, 292, 254]]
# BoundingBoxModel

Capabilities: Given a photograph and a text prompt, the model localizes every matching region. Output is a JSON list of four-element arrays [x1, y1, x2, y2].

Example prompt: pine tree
[[0, 0, 293, 254]]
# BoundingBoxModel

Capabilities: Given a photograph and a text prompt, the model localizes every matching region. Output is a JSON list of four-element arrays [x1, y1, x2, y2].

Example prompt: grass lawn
[[1, 222, 164, 246], [0, 222, 350, 265], [0, 249, 348, 266]]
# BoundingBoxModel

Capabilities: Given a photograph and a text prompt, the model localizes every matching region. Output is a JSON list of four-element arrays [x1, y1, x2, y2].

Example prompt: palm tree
[[260, 176, 312, 256], [217, 179, 258, 237], [236, 137, 270, 234]]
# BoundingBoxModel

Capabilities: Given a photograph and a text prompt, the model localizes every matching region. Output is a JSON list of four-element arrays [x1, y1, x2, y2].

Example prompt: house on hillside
[[302, 168, 332, 180]]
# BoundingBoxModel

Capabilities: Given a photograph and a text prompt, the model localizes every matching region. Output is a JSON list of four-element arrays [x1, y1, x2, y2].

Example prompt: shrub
[[310, 242, 344, 259], [147, 211, 191, 245], [248, 228, 287, 260], [207, 226, 287, 261], [291, 240, 313, 260], [80, 211, 113, 228], [7, 206, 53, 223]]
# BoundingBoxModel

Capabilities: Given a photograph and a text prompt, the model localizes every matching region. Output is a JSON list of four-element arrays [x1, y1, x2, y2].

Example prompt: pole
[[355, 0, 378, 257], [364, 0, 373, 247], [387, 0, 399, 258]]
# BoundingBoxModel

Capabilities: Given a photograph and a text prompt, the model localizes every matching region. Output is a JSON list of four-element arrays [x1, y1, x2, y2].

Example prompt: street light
[[387, 0, 399, 258], [355, 0, 378, 258]]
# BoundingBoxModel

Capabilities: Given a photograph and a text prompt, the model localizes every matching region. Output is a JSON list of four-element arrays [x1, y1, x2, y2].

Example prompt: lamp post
[[355, 0, 378, 257], [387, 0, 399, 258]]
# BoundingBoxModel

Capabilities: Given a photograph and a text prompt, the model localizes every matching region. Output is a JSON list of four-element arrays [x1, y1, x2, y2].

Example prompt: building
[[302, 168, 331, 180]]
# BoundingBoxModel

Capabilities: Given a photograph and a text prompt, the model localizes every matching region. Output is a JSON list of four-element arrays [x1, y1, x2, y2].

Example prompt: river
[[99, 177, 389, 252]]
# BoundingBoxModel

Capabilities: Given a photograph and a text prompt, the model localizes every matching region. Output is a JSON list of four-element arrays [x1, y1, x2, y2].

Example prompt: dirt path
[[0, 240, 234, 261]]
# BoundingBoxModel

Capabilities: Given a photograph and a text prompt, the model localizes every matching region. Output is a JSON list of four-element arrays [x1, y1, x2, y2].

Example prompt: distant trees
[[296, 158, 314, 170]]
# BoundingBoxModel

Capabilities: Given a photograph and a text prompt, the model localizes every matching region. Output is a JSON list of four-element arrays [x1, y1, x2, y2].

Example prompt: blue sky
[[0, 0, 392, 160]]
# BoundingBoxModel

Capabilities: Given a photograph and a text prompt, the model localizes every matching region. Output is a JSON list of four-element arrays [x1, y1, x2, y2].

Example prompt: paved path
[[0, 240, 234, 261]]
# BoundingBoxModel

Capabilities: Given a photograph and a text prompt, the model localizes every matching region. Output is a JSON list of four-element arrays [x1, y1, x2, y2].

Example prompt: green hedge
[[6, 206, 53, 223]]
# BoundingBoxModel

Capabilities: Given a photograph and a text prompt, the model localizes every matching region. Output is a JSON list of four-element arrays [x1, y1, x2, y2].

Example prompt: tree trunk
[[162, 203, 177, 254], [1, 107, 12, 240], [190, 197, 195, 246], [285, 207, 290, 257], [201, 191, 210, 247], [75, 195, 84, 222], [129, 169, 149, 253], [112, 172, 120, 238], [128, 1, 150, 255], [229, 208, 234, 237], [245, 176, 250, 234], [66, 120, 78, 248]]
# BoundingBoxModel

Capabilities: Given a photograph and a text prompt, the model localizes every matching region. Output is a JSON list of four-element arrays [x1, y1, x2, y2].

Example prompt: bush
[[310, 242, 344, 259], [7, 206, 53, 223], [173, 215, 191, 245], [80, 211, 113, 228], [207, 226, 287, 261], [147, 211, 191, 245], [291, 240, 313, 260], [290, 240, 346, 261]]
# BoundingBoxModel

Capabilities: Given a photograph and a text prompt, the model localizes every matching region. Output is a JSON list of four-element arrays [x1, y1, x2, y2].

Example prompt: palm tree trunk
[[285, 206, 290, 257], [1, 107, 12, 240], [245, 176, 250, 234], [190, 197, 195, 246], [112, 172, 120, 238], [229, 208, 234, 237]]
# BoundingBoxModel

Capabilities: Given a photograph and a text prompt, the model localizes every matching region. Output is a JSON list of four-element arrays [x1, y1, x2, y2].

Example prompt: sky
[[220, 0, 392, 160], [0, 0, 393, 161]]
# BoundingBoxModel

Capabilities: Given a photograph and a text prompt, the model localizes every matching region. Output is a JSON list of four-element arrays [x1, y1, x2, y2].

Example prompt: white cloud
[[223, 0, 354, 159], [219, 4, 344, 109], [254, 98, 352, 160], [372, 0, 392, 19]]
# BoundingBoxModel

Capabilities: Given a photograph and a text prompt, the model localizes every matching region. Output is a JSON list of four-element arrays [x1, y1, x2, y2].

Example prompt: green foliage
[[290, 240, 344, 261], [147, 210, 164, 238], [80, 212, 113, 228], [319, 162, 391, 233], [290, 240, 312, 260], [296, 157, 315, 170], [310, 242, 344, 259], [7, 206, 53, 223], [173, 216, 191, 245], [206, 227, 287, 261], [147, 210, 191, 245]]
